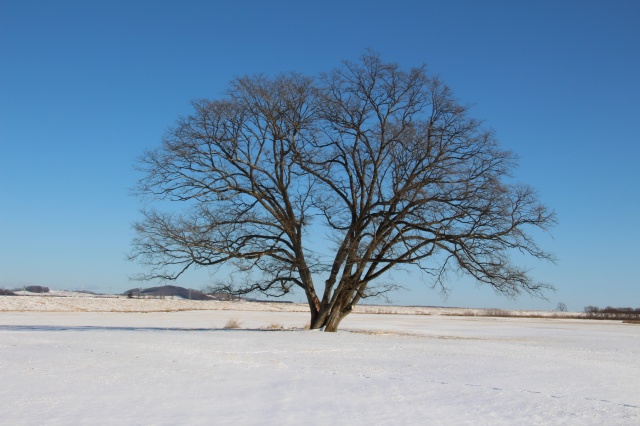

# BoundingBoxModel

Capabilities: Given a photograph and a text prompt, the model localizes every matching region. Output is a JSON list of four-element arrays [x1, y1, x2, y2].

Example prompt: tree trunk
[[308, 300, 352, 332], [323, 308, 349, 332], [305, 290, 322, 329], [309, 305, 329, 330]]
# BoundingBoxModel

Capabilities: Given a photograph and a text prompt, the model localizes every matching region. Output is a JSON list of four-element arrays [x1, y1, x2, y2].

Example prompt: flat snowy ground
[[1, 306, 638, 425]]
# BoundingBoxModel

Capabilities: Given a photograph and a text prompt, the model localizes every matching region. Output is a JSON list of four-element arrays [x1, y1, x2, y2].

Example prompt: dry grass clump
[[484, 308, 510, 317], [264, 322, 285, 330], [370, 307, 398, 315], [347, 328, 416, 337], [223, 318, 241, 329]]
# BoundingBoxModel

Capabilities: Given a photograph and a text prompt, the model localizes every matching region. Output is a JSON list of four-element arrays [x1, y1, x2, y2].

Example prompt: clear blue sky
[[1, 0, 638, 311]]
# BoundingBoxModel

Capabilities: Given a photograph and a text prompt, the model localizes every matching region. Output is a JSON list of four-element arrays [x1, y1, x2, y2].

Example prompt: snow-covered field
[[0, 293, 581, 317], [1, 296, 638, 425]]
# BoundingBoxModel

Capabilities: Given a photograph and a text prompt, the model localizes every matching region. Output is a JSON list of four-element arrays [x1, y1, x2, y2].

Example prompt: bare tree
[[131, 73, 322, 305], [131, 53, 555, 332]]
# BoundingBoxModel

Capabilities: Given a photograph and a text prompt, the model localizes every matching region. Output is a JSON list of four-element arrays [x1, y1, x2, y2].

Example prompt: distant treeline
[[1, 286, 50, 295], [584, 306, 640, 320]]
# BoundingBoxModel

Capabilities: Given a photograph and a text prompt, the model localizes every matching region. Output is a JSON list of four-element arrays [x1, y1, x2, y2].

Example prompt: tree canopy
[[131, 53, 555, 331]]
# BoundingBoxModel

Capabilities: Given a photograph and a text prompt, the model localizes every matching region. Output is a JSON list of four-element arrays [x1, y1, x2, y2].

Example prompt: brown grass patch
[[223, 318, 241, 329], [263, 322, 285, 330]]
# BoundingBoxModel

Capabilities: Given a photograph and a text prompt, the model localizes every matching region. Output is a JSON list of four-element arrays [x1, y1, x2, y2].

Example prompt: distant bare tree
[[131, 53, 555, 332], [556, 302, 567, 312]]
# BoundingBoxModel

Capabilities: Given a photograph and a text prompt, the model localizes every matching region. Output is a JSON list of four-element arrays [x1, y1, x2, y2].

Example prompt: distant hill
[[25, 285, 49, 293], [122, 285, 242, 301], [124, 285, 215, 300]]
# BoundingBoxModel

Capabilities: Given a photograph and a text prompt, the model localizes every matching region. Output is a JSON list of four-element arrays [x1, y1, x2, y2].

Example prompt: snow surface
[[1, 298, 638, 425]]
